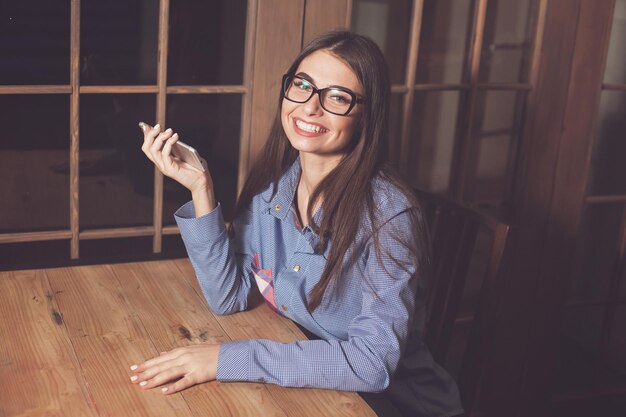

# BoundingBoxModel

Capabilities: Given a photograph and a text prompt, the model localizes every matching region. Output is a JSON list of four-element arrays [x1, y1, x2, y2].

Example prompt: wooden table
[[0, 259, 376, 417]]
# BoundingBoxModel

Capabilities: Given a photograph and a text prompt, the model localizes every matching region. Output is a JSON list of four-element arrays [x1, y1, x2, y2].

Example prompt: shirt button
[[274, 204, 282, 211], [292, 265, 301, 272], [281, 304, 288, 312]]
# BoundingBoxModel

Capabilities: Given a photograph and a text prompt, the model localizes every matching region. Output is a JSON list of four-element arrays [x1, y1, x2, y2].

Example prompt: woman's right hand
[[140, 123, 216, 216]]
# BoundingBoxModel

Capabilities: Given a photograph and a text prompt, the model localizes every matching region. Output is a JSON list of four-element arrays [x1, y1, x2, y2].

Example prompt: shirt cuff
[[216, 341, 251, 382], [174, 201, 226, 247]]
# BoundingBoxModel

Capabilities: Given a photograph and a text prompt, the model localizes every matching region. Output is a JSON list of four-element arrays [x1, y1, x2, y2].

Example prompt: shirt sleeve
[[175, 201, 255, 315], [216, 208, 419, 392]]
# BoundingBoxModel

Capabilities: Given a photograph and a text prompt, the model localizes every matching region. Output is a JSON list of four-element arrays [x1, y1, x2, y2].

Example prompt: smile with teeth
[[295, 119, 328, 133]]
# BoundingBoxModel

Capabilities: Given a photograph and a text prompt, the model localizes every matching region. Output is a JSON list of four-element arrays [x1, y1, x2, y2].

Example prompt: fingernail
[[140, 381, 147, 387], [138, 122, 147, 131], [161, 387, 168, 392], [165, 128, 172, 134], [130, 375, 138, 382], [130, 364, 138, 371], [154, 124, 161, 130]]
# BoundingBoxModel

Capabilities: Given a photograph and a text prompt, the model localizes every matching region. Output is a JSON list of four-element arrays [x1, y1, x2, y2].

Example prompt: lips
[[292, 117, 329, 137]]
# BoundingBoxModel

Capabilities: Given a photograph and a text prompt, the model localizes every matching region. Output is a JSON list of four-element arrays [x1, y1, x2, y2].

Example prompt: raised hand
[[139, 122, 216, 216]]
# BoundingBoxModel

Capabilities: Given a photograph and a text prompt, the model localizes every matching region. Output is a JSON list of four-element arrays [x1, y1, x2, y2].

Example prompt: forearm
[[175, 202, 253, 315], [216, 338, 395, 392], [191, 186, 216, 218]]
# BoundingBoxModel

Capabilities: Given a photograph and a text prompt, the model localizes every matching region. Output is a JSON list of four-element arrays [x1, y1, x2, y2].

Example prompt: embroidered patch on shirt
[[251, 253, 280, 314]]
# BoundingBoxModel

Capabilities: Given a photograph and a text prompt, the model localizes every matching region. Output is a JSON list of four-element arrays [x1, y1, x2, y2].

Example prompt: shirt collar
[[261, 158, 325, 242], [262, 157, 301, 221]]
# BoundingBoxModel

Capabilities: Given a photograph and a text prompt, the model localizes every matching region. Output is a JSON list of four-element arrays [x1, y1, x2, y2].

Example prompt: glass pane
[[0, 240, 70, 271], [79, 94, 156, 229], [80, 236, 153, 261], [409, 91, 461, 192], [588, 92, 626, 195], [163, 94, 241, 224], [352, 0, 412, 85], [81, 0, 159, 85], [416, 0, 475, 84], [473, 90, 526, 201], [607, 305, 626, 375], [604, 0, 626, 85], [479, 0, 538, 83], [387, 93, 404, 169], [168, 1, 247, 86], [0, 1, 70, 85], [0, 95, 70, 232], [567, 203, 623, 302], [162, 234, 188, 259]]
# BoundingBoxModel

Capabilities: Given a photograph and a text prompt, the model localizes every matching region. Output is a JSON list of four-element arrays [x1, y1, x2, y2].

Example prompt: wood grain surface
[[0, 259, 375, 417]]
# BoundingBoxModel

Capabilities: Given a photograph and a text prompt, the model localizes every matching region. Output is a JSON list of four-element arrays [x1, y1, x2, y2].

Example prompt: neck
[[296, 152, 343, 226], [298, 152, 343, 194]]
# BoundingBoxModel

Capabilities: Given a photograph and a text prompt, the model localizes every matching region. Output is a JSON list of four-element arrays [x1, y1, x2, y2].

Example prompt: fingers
[[162, 375, 196, 395], [150, 128, 174, 168], [161, 133, 180, 171], [130, 344, 219, 396], [140, 123, 161, 162], [135, 365, 187, 390]]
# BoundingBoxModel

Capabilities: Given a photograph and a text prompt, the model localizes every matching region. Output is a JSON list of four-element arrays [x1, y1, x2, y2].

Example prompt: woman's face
[[281, 49, 364, 160]]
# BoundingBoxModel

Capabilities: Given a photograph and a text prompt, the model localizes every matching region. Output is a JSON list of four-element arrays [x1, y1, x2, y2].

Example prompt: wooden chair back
[[415, 188, 509, 413]]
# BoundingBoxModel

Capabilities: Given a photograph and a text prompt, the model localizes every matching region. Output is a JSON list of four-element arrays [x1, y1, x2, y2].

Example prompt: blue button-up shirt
[[175, 159, 463, 417]]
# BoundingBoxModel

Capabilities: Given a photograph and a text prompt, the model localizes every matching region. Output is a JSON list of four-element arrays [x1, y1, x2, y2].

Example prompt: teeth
[[296, 120, 327, 133]]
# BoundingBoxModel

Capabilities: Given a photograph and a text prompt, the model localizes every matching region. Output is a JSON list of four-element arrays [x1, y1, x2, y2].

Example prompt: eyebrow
[[295, 71, 357, 92]]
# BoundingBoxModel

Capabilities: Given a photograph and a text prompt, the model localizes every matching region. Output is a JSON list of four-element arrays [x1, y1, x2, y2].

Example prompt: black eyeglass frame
[[281, 74, 365, 116]]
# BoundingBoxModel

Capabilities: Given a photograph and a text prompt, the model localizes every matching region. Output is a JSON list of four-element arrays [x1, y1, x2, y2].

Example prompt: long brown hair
[[234, 30, 429, 310]]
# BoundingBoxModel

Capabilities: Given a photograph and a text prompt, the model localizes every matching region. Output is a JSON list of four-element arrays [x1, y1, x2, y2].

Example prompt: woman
[[133, 30, 463, 417]]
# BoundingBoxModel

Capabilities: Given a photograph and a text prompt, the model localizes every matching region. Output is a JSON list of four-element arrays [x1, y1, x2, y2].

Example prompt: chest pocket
[[251, 253, 281, 314]]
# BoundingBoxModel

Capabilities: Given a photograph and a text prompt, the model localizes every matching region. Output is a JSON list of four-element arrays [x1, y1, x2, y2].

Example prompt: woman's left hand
[[129, 344, 220, 394]]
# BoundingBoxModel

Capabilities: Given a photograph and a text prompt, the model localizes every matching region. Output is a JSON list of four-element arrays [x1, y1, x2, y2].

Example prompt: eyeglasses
[[281, 74, 364, 116]]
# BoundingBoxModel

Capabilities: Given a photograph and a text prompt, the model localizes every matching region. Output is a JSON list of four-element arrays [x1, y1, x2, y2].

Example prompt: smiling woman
[[134, 30, 464, 417]]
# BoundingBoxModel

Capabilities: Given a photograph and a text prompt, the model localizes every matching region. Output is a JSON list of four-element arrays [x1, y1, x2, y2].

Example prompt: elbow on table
[[356, 363, 392, 393], [202, 294, 246, 316]]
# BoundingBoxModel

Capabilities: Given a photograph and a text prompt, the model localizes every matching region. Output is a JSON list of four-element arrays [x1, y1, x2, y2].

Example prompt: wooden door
[[480, 0, 626, 416]]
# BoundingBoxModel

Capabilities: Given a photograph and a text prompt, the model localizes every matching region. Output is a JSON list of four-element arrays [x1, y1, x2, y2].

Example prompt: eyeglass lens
[[284, 76, 354, 115]]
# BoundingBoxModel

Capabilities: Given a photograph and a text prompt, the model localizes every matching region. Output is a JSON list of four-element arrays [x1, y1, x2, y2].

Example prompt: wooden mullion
[[398, 0, 425, 176], [69, 0, 80, 259], [237, 0, 259, 195], [602, 83, 626, 91], [449, 0, 488, 201], [153, 0, 170, 254], [587, 194, 626, 203], [0, 86, 72, 94], [167, 85, 247, 94], [414, 83, 470, 91], [79, 86, 159, 94], [502, 0, 548, 208], [391, 85, 410, 93], [476, 83, 532, 90], [529, 0, 549, 90], [345, 0, 353, 27], [79, 226, 155, 240], [162, 225, 180, 235], [0, 230, 73, 244]]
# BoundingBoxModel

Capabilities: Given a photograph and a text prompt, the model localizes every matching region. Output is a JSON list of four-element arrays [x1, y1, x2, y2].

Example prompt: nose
[[302, 92, 324, 116]]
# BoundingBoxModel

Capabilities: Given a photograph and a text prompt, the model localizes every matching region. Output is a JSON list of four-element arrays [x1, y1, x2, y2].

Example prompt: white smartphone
[[138, 122, 207, 172]]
